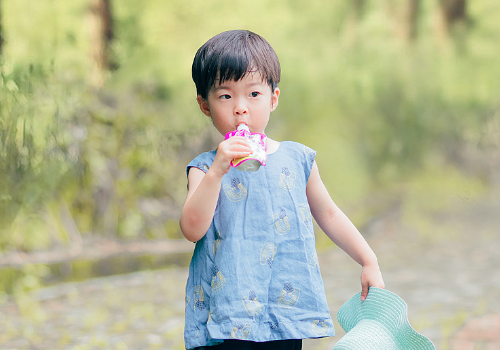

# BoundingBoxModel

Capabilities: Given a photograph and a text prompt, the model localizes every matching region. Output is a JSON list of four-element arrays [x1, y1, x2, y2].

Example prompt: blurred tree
[[385, 0, 421, 42], [88, 0, 115, 87], [343, 0, 367, 44], [0, 0, 3, 56], [436, 0, 468, 39], [352, 0, 367, 20], [402, 0, 421, 42]]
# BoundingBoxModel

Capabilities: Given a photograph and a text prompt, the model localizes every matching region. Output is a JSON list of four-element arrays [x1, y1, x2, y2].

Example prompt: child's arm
[[306, 161, 385, 301], [179, 137, 252, 242]]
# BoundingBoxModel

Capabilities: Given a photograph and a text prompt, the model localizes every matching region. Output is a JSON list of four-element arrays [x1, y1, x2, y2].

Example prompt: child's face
[[197, 71, 280, 136]]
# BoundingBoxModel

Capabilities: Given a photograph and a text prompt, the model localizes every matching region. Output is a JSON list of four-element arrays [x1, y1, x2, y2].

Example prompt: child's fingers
[[220, 139, 251, 154], [228, 136, 252, 149], [361, 283, 369, 301], [226, 139, 253, 157], [222, 137, 251, 151], [213, 138, 253, 174], [360, 265, 384, 301]]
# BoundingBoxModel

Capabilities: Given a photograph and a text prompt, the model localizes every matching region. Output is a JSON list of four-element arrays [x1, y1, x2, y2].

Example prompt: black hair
[[192, 30, 281, 100]]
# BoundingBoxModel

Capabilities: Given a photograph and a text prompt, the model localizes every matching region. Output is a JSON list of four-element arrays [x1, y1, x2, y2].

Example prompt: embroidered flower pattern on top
[[273, 209, 290, 235], [303, 145, 316, 163], [223, 177, 248, 202], [211, 265, 226, 292], [231, 323, 251, 339], [298, 203, 314, 236], [260, 242, 277, 268], [278, 282, 300, 308], [279, 167, 296, 191], [197, 162, 210, 172], [242, 290, 262, 317], [311, 319, 332, 337], [309, 250, 319, 268], [194, 285, 207, 311]]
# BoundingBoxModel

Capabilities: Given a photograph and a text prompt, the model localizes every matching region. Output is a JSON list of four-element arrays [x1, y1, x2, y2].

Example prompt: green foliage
[[0, 0, 499, 259], [0, 63, 80, 251]]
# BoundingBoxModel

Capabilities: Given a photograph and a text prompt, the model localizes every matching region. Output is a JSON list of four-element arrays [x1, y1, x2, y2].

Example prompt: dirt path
[[1, 191, 498, 350]]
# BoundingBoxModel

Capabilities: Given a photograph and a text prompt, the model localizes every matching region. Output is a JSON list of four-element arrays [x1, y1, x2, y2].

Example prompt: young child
[[180, 30, 385, 350]]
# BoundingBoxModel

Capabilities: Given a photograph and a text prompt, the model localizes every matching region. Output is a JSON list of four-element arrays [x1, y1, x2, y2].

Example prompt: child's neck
[[267, 138, 280, 155]]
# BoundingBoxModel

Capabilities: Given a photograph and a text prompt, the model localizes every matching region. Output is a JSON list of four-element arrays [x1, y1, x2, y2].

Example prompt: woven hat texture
[[333, 287, 435, 350]]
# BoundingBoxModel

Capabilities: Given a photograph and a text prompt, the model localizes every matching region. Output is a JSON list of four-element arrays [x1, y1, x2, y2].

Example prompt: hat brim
[[333, 287, 435, 350]]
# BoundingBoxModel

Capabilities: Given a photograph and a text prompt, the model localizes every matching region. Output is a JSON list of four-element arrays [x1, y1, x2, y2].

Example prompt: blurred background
[[1, 0, 499, 349]]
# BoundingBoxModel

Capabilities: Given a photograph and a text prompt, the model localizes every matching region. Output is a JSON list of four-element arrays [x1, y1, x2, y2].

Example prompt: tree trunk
[[352, 0, 367, 20], [342, 0, 367, 46], [436, 0, 467, 39], [440, 0, 467, 24], [0, 0, 4, 56], [402, 0, 421, 42], [385, 0, 421, 43], [88, 0, 114, 87]]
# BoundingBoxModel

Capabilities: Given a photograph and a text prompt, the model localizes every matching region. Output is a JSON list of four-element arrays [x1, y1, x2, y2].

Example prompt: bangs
[[216, 50, 256, 87]]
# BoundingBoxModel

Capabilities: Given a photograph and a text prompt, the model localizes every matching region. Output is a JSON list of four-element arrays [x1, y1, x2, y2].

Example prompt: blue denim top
[[184, 141, 334, 349]]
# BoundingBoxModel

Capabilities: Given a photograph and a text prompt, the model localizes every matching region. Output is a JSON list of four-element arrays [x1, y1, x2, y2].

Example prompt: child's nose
[[234, 99, 248, 115]]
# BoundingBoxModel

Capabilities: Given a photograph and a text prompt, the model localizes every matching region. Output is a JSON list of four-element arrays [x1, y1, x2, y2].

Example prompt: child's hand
[[211, 137, 252, 176], [360, 264, 385, 301]]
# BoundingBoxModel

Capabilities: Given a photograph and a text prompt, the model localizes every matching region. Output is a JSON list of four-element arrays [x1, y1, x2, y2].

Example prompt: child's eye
[[250, 91, 260, 97], [219, 94, 231, 100]]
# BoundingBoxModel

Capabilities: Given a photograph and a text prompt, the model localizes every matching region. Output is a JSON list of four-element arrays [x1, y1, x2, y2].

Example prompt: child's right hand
[[180, 136, 251, 242], [211, 136, 253, 176]]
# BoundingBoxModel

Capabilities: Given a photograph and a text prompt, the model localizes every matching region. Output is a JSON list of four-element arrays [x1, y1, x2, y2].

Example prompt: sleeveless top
[[184, 141, 334, 349]]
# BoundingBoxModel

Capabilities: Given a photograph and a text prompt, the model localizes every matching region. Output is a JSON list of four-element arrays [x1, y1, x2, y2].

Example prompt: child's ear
[[197, 95, 211, 117], [270, 87, 280, 112]]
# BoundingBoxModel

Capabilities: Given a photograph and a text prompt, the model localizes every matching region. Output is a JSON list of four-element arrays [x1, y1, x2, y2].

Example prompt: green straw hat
[[333, 287, 435, 350]]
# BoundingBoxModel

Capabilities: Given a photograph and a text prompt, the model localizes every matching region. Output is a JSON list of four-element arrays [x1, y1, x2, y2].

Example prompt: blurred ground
[[0, 189, 499, 350]]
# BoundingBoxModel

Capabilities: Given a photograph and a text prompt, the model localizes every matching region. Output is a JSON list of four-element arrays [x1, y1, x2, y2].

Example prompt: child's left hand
[[360, 264, 385, 301]]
